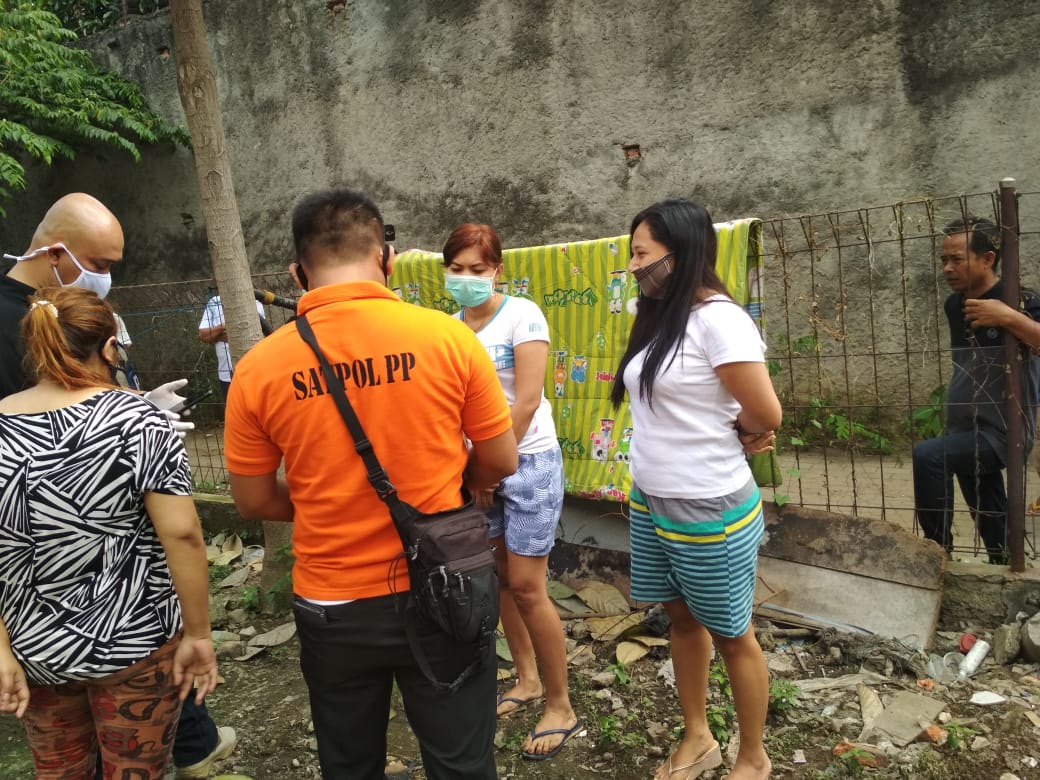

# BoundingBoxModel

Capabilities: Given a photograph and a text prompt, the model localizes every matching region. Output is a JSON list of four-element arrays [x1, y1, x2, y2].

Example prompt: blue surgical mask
[[445, 274, 494, 308], [3, 243, 112, 299]]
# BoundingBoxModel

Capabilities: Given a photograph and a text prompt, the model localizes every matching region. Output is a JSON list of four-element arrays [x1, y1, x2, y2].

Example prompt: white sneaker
[[175, 726, 238, 779]]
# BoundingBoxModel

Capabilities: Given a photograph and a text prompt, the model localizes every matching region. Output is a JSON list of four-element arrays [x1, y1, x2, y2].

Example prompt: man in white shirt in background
[[198, 292, 267, 401]]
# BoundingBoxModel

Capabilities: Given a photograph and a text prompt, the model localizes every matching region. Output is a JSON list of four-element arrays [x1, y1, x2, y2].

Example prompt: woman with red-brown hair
[[442, 224, 581, 761], [0, 286, 216, 779]]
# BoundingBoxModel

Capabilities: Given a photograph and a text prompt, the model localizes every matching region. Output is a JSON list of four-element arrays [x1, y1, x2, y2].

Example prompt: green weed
[[618, 730, 649, 749], [240, 586, 262, 613], [944, 721, 977, 751], [606, 661, 632, 687], [768, 678, 799, 716], [907, 385, 945, 440], [706, 661, 736, 744], [833, 746, 876, 777], [208, 564, 232, 584], [599, 714, 621, 746]]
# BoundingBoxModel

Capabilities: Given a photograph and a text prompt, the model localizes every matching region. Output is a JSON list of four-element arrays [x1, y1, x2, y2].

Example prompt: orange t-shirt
[[224, 281, 512, 600]]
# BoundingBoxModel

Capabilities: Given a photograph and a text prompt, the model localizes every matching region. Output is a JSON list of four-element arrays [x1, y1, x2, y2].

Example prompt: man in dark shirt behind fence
[[912, 216, 1040, 563]]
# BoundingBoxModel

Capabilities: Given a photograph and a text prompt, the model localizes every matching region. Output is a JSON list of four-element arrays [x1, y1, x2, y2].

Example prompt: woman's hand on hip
[[738, 427, 776, 455], [474, 488, 497, 509]]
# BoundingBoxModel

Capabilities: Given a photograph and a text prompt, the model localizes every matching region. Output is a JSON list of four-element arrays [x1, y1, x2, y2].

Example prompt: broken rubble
[[856, 684, 883, 741], [869, 691, 946, 747], [1020, 612, 1040, 663], [657, 657, 676, 688], [793, 671, 888, 693], [993, 622, 1022, 665], [216, 640, 247, 659], [832, 740, 890, 768]]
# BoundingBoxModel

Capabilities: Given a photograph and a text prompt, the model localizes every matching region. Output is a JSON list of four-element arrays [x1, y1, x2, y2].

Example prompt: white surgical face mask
[[3, 243, 112, 299]]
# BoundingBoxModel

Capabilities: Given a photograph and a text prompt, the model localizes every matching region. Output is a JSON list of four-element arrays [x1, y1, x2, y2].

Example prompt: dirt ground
[[1, 551, 1039, 780]]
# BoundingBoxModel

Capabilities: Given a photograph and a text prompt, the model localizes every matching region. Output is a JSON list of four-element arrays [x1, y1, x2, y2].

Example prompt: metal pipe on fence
[[999, 177, 1025, 572]]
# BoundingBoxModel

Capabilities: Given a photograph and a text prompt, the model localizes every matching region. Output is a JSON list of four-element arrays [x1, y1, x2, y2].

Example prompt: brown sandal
[[655, 741, 722, 780]]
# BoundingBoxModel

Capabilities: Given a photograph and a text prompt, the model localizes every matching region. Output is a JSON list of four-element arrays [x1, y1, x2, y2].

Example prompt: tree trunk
[[169, 0, 262, 365], [169, 0, 291, 611]]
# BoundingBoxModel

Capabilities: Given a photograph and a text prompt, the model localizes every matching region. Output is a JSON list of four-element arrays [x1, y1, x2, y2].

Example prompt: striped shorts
[[629, 477, 763, 638]]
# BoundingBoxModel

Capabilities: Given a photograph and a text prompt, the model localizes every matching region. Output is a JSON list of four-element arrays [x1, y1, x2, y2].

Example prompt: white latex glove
[[144, 378, 189, 412], [159, 409, 195, 441]]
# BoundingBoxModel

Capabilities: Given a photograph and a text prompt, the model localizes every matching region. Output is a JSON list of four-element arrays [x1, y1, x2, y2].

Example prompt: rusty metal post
[[1000, 178, 1025, 572]]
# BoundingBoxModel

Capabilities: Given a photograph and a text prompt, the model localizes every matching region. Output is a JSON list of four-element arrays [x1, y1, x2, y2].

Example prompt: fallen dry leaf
[[576, 582, 631, 616], [220, 534, 243, 555], [566, 644, 595, 665], [586, 612, 644, 642], [247, 622, 297, 647], [629, 634, 669, 648], [216, 567, 250, 589], [616, 640, 650, 665], [210, 549, 243, 567]]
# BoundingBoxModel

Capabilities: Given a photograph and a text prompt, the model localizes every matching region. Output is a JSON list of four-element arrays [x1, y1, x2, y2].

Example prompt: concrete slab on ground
[[755, 504, 946, 650]]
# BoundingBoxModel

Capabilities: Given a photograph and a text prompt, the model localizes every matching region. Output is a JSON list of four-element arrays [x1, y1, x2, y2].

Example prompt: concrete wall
[[3, 0, 1039, 286]]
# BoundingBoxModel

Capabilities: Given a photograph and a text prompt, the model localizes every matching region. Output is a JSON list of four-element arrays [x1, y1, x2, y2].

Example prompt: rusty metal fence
[[106, 271, 300, 493], [107, 186, 1040, 561], [759, 184, 1040, 562]]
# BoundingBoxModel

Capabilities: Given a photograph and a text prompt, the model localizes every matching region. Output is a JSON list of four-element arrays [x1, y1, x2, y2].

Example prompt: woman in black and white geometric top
[[0, 286, 216, 779]]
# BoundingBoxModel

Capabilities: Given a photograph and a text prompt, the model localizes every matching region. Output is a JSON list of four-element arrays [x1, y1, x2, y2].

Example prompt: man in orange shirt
[[225, 187, 517, 780]]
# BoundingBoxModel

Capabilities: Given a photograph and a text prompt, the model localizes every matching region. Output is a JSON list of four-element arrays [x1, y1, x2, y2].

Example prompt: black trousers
[[293, 593, 498, 780], [912, 431, 1008, 561], [173, 697, 219, 766]]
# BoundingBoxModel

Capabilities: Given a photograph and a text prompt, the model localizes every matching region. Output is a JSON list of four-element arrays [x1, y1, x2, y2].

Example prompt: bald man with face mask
[[1, 194, 190, 426], [2, 193, 126, 396]]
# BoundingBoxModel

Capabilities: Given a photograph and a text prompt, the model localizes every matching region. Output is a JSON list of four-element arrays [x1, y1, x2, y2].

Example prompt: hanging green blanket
[[389, 218, 769, 502]]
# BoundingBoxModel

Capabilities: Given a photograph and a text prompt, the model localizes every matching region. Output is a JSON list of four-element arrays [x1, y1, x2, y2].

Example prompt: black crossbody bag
[[295, 314, 499, 694]]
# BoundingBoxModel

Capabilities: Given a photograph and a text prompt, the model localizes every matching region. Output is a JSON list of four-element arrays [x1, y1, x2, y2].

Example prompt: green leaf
[[495, 636, 513, 662], [547, 579, 576, 600], [0, 2, 188, 211]]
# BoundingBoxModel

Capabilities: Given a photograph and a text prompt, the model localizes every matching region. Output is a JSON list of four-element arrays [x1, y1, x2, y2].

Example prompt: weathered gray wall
[[2, 0, 1038, 285]]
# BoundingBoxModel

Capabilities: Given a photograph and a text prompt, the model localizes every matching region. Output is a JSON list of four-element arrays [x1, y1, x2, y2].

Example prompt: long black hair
[[609, 198, 729, 410]]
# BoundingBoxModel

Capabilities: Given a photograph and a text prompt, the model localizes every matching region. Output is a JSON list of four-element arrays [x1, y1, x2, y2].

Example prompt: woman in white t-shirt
[[442, 224, 580, 761], [611, 199, 781, 780]]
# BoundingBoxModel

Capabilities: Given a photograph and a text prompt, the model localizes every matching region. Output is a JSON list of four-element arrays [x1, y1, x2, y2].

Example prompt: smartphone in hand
[[171, 388, 214, 414]]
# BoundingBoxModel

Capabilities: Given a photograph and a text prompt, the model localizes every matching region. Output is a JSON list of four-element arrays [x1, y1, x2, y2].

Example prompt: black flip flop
[[521, 720, 583, 761]]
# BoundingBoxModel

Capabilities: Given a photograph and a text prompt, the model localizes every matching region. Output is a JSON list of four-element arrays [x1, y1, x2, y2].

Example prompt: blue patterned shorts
[[487, 447, 564, 557]]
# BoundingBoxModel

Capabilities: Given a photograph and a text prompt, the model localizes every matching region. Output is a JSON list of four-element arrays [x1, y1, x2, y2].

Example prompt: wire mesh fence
[[108, 187, 1040, 560], [758, 187, 1040, 560], [106, 271, 300, 493]]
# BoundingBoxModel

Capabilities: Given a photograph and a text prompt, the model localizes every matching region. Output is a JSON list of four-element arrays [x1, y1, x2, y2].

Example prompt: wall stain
[[509, 0, 553, 69], [897, 0, 1030, 105]]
